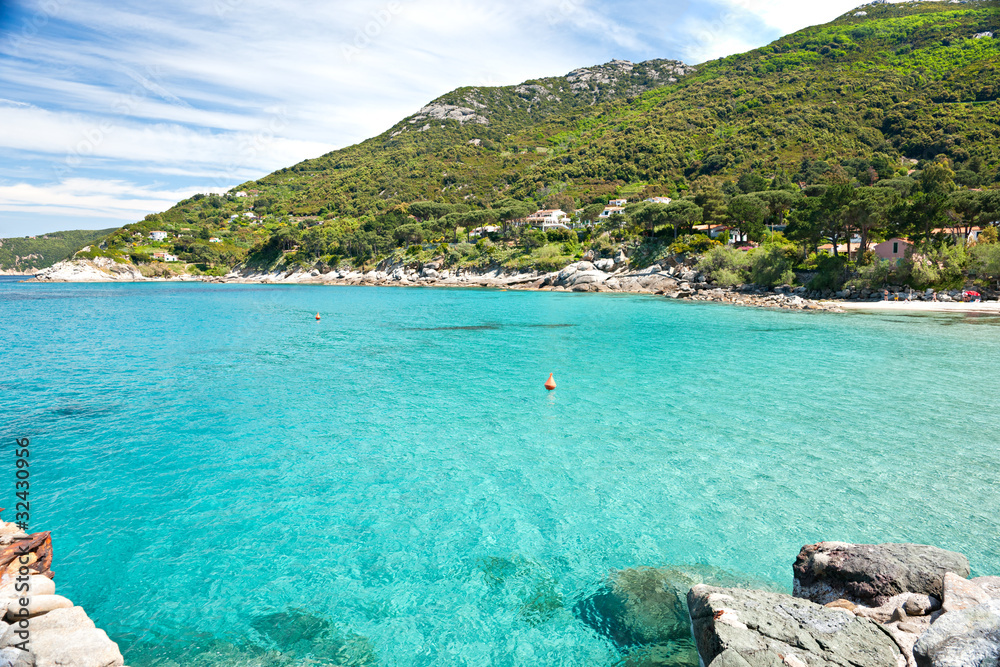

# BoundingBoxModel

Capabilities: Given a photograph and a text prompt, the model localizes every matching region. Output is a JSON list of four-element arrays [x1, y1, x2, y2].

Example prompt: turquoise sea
[[2, 279, 999, 666]]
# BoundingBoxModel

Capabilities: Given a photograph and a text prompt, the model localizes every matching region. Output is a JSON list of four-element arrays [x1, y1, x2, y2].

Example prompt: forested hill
[[0, 229, 115, 272], [84, 0, 999, 273]]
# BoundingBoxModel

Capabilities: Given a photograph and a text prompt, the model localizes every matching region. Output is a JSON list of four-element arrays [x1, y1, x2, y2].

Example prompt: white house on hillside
[[598, 206, 625, 219], [524, 209, 568, 227], [149, 231, 168, 241], [645, 197, 672, 205], [609, 199, 627, 207]]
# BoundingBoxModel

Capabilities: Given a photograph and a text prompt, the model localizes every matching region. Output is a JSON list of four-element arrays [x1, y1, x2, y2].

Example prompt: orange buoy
[[544, 373, 557, 391], [315, 313, 321, 320]]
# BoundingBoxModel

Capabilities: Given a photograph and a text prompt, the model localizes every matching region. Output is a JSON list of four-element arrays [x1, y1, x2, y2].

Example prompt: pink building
[[873, 238, 911, 261]]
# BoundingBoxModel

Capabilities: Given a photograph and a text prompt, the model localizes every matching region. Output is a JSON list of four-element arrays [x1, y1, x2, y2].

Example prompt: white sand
[[831, 300, 1000, 313]]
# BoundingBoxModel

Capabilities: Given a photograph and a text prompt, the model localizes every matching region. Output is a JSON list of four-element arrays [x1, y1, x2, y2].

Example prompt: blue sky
[[0, 0, 874, 236]]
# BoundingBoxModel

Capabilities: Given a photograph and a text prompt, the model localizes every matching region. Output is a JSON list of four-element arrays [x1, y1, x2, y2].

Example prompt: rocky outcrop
[[793, 542, 970, 607], [913, 599, 1000, 667], [30, 258, 144, 282], [407, 104, 488, 126], [0, 521, 124, 667], [688, 585, 902, 667]]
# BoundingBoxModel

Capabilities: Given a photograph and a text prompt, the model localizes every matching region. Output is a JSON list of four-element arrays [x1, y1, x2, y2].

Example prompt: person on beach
[[933, 291, 938, 302], [883, 290, 889, 301]]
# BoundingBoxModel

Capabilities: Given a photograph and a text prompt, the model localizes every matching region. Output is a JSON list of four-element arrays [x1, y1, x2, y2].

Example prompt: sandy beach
[[834, 300, 1000, 314]]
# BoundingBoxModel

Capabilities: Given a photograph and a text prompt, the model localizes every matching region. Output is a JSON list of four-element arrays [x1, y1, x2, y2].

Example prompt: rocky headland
[[0, 520, 124, 667]]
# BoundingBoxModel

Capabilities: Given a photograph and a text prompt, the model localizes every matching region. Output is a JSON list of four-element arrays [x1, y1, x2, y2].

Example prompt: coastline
[[19, 257, 1000, 315]]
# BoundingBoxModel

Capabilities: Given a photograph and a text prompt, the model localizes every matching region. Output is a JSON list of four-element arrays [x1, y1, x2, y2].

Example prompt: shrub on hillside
[[697, 245, 750, 283], [748, 245, 795, 287], [970, 242, 1000, 287], [670, 234, 719, 255]]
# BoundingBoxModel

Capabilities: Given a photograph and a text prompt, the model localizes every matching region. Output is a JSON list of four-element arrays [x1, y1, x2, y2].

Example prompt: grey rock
[[569, 270, 609, 287], [615, 250, 628, 265], [595, 258, 615, 271], [557, 265, 579, 283], [971, 577, 1000, 600], [904, 594, 941, 616], [574, 261, 595, 272], [25, 606, 123, 667], [793, 542, 970, 606], [913, 599, 1000, 667], [688, 585, 901, 667], [0, 648, 34, 667], [582, 250, 595, 262], [942, 572, 993, 614]]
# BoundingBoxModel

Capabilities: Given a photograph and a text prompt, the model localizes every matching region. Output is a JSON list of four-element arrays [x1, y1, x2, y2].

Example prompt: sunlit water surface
[[2, 280, 999, 666]]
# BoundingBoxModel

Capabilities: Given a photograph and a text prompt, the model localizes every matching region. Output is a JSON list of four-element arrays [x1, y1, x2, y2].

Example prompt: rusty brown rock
[[0, 531, 53, 579]]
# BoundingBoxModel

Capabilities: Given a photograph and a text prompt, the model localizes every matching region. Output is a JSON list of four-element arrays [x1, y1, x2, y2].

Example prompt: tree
[[662, 200, 703, 236], [393, 223, 424, 245], [845, 187, 899, 256], [580, 203, 606, 223], [756, 190, 799, 228], [407, 201, 455, 222], [737, 172, 770, 194], [544, 193, 577, 214], [727, 194, 767, 242], [946, 190, 983, 240], [816, 181, 854, 258], [692, 185, 728, 226], [912, 160, 955, 247]]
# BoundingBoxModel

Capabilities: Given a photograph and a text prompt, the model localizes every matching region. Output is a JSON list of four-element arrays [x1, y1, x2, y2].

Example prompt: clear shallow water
[[2, 281, 999, 666]]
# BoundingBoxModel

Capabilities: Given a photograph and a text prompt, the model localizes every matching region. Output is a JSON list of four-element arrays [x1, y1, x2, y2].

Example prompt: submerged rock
[[574, 565, 777, 652], [793, 542, 970, 606], [251, 608, 377, 665], [477, 555, 563, 625], [688, 585, 902, 667], [913, 599, 1000, 667]]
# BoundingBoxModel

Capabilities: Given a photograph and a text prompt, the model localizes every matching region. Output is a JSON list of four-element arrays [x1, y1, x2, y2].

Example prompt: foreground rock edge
[[0, 520, 125, 667]]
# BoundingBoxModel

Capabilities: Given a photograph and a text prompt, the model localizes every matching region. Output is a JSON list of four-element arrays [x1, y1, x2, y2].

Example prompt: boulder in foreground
[[688, 584, 902, 667], [793, 542, 970, 607], [913, 599, 1000, 667]]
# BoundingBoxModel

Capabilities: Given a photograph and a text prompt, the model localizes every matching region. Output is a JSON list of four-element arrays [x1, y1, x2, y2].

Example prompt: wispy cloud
[[0, 178, 227, 220]]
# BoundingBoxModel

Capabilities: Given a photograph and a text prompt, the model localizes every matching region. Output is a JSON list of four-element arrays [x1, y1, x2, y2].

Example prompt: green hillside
[[0, 228, 116, 272], [81, 1, 1000, 288]]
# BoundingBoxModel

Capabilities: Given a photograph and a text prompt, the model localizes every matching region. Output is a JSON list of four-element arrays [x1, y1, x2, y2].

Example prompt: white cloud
[[0, 178, 227, 221], [0, 106, 333, 179]]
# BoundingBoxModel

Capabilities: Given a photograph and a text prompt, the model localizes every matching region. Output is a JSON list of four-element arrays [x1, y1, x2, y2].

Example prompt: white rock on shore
[[30, 258, 144, 282]]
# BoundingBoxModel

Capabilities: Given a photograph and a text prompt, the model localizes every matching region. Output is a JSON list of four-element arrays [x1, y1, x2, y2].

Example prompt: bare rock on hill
[[913, 599, 1000, 667], [30, 258, 144, 282], [793, 542, 970, 607], [688, 585, 902, 667]]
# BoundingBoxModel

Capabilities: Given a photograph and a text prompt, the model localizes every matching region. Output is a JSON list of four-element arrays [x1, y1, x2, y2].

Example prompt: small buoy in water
[[545, 373, 556, 391], [315, 313, 321, 321]]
